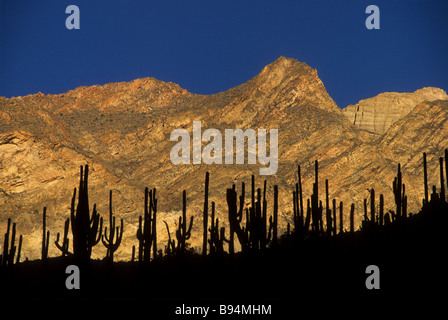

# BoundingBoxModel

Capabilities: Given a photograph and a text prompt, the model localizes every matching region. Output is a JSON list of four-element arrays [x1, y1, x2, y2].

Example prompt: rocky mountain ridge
[[342, 87, 448, 134], [1, 56, 447, 261]]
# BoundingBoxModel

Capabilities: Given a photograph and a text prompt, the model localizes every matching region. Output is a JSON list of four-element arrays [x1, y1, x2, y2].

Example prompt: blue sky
[[1, 0, 447, 108]]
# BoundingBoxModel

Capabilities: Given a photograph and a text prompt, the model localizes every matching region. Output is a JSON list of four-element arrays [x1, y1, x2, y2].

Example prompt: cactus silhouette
[[439, 157, 446, 202], [208, 201, 218, 255], [102, 190, 124, 262], [379, 194, 384, 226], [423, 153, 429, 205], [70, 165, 103, 262], [55, 218, 70, 257], [202, 172, 209, 257], [445, 149, 448, 201], [1, 218, 22, 266], [349, 203, 355, 233], [339, 201, 343, 234], [208, 202, 228, 254], [42, 207, 50, 261], [393, 163, 407, 220], [271, 185, 279, 248], [226, 182, 248, 254], [325, 179, 332, 236], [136, 187, 157, 262], [175, 190, 194, 254], [293, 165, 305, 238], [163, 220, 176, 256]]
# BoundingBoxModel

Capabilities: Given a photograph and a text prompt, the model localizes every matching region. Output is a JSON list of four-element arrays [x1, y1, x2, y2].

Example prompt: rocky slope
[[1, 56, 447, 261], [342, 87, 448, 134]]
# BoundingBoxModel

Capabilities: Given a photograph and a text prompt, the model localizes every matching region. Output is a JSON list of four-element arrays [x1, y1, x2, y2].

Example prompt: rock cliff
[[342, 87, 448, 134]]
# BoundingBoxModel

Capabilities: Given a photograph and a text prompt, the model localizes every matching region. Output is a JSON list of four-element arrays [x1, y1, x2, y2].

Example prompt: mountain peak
[[258, 56, 311, 77]]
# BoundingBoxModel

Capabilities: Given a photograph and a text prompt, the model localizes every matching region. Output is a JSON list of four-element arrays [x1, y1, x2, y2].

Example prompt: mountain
[[342, 87, 448, 134], [1, 56, 447, 261]]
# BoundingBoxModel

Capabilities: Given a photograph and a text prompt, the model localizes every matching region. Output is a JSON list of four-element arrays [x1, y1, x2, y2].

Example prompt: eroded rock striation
[[342, 87, 448, 134]]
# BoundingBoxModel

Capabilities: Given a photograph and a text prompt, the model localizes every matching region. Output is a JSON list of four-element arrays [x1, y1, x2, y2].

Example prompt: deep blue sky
[[1, 0, 447, 108]]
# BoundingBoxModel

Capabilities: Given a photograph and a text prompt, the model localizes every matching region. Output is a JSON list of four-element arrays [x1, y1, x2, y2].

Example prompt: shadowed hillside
[[1, 149, 447, 304]]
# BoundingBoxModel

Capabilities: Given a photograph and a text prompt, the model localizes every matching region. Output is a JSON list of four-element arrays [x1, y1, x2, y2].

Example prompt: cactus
[[208, 201, 217, 254], [293, 165, 305, 238], [136, 187, 157, 262], [271, 185, 278, 248], [304, 198, 311, 233], [102, 190, 124, 262], [202, 172, 209, 257], [310, 160, 323, 234], [226, 182, 248, 254], [311, 160, 319, 232], [339, 201, 343, 234], [445, 149, 448, 200], [325, 179, 332, 236], [423, 153, 429, 205], [261, 182, 268, 250], [42, 207, 50, 261], [379, 194, 384, 226], [393, 163, 407, 220], [242, 178, 277, 250], [70, 165, 103, 262], [55, 218, 71, 257], [332, 198, 337, 236], [1, 218, 22, 266], [440, 157, 446, 202], [163, 221, 175, 256], [363, 198, 368, 223], [208, 202, 228, 254], [349, 203, 355, 233], [175, 190, 194, 254]]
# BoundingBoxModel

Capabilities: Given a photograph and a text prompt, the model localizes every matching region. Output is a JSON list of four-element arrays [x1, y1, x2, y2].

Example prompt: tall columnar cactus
[[423, 152, 429, 205], [261, 181, 268, 250], [136, 187, 157, 262], [439, 157, 446, 202], [245, 180, 276, 251], [42, 207, 50, 261], [363, 198, 368, 223], [102, 190, 124, 262], [339, 201, 343, 234], [271, 185, 278, 248], [393, 163, 407, 220], [332, 198, 337, 236], [311, 160, 321, 233], [379, 194, 384, 226], [349, 203, 355, 233], [176, 190, 194, 254], [296, 165, 304, 236], [202, 172, 209, 257], [208, 202, 228, 254], [70, 165, 103, 262], [1, 218, 22, 266], [445, 149, 448, 201], [325, 179, 332, 236], [304, 199, 311, 233], [226, 182, 247, 254], [370, 189, 376, 224], [208, 201, 218, 255]]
